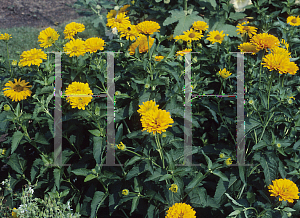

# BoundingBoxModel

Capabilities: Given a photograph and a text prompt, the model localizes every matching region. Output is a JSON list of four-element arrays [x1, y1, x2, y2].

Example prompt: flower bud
[[187, 42, 192, 48], [131, 1, 135, 5], [115, 91, 121, 95], [178, 39, 183, 45], [145, 84, 150, 89], [178, 56, 183, 61], [96, 5, 101, 10], [197, 43, 202, 48], [164, 0, 170, 4], [3, 104, 10, 111]]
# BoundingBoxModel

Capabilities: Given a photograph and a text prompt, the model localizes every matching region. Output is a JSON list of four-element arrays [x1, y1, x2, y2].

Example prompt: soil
[[0, 0, 89, 30]]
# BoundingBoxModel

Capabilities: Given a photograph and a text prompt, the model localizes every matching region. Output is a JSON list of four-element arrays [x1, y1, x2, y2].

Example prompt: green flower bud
[[3, 104, 10, 111], [178, 39, 183, 45], [178, 56, 183, 61], [197, 43, 202, 48], [96, 5, 101, 10], [187, 42, 192, 48], [145, 84, 150, 89]]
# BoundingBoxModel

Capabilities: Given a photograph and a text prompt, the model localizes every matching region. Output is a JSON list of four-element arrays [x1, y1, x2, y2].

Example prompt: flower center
[[127, 26, 131, 31], [214, 35, 221, 40], [14, 85, 24, 92], [292, 18, 297, 23], [189, 33, 195, 38]]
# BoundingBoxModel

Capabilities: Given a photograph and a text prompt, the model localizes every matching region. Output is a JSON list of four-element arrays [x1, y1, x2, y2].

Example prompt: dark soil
[[0, 0, 88, 30]]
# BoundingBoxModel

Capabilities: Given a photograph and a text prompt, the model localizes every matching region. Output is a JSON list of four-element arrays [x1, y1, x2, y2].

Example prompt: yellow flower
[[250, 33, 280, 52], [136, 21, 160, 35], [165, 203, 196, 218], [167, 34, 173, 41], [85, 37, 105, 53], [141, 108, 174, 135], [225, 157, 233, 166], [281, 39, 289, 51], [236, 21, 257, 38], [19, 48, 47, 67], [249, 99, 254, 104], [238, 42, 259, 55], [137, 100, 159, 116], [122, 189, 129, 195], [2, 148, 7, 155], [281, 61, 299, 75], [182, 28, 203, 43], [64, 82, 93, 110], [128, 34, 155, 55], [175, 48, 192, 57], [219, 153, 225, 158], [219, 68, 232, 79], [119, 4, 131, 14], [38, 27, 60, 48], [192, 20, 209, 32], [271, 47, 291, 58], [268, 178, 300, 203], [119, 23, 140, 41], [3, 78, 32, 102], [287, 15, 300, 26], [174, 34, 186, 42], [261, 53, 291, 74], [0, 33, 12, 41], [12, 207, 18, 218], [11, 60, 18, 66], [169, 184, 178, 193], [206, 30, 227, 44], [64, 39, 86, 57], [106, 12, 130, 30], [64, 22, 85, 40], [117, 142, 126, 150], [155, 56, 164, 61], [276, 143, 281, 148], [107, 10, 117, 19]]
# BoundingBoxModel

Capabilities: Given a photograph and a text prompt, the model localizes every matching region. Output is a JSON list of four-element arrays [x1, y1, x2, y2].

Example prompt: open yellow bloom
[[19, 48, 47, 67], [137, 100, 159, 116], [268, 178, 299, 203], [271, 47, 291, 58], [64, 39, 86, 57], [250, 33, 280, 52], [169, 184, 178, 193], [85, 37, 105, 53], [106, 12, 130, 30], [225, 157, 233, 166], [236, 21, 257, 38], [136, 21, 160, 35], [261, 53, 291, 74], [64, 82, 93, 110], [119, 4, 131, 14], [128, 34, 154, 55], [182, 28, 203, 43], [238, 42, 259, 55], [207, 30, 227, 44], [38, 27, 60, 48], [287, 15, 300, 26], [3, 78, 32, 102], [119, 23, 140, 41], [219, 68, 232, 79], [107, 10, 117, 19], [117, 142, 126, 150], [0, 33, 12, 41], [192, 20, 209, 32], [155, 56, 164, 61], [165, 203, 196, 218], [64, 22, 85, 40], [122, 189, 129, 195]]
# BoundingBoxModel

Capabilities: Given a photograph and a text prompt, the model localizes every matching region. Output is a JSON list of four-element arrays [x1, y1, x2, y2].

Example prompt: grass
[[0, 16, 103, 61]]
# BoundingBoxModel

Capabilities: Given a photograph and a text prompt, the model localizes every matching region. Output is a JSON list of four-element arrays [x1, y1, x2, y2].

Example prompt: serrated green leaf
[[91, 191, 106, 218], [84, 174, 98, 182], [130, 196, 139, 215], [202, 150, 212, 169], [212, 170, 229, 182], [7, 153, 23, 174], [11, 131, 24, 154], [186, 171, 204, 190], [225, 193, 244, 207], [53, 168, 61, 190], [71, 168, 90, 176]]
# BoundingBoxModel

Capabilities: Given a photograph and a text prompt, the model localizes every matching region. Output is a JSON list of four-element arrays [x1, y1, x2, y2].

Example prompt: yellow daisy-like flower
[[117, 142, 126, 150], [122, 189, 129, 196], [271, 47, 291, 58], [64, 39, 86, 57], [250, 33, 280, 52], [261, 53, 291, 74], [281, 61, 299, 75], [176, 48, 192, 57], [19, 48, 47, 67], [225, 157, 233, 166], [174, 34, 186, 42], [136, 21, 160, 35], [1, 148, 7, 155], [38, 27, 60, 48], [167, 34, 173, 41], [236, 21, 257, 38], [85, 37, 105, 53], [192, 20, 209, 32], [219, 68, 232, 79], [128, 34, 155, 55], [287, 15, 300, 26], [107, 9, 117, 19], [64, 22, 85, 40], [182, 28, 203, 43], [3, 78, 32, 102], [268, 178, 300, 203], [219, 153, 225, 158], [119, 4, 131, 14], [119, 23, 140, 41], [238, 42, 259, 55], [165, 203, 196, 218], [207, 30, 227, 44], [64, 82, 93, 110], [155, 56, 164, 61], [0, 33, 12, 41], [12, 207, 18, 218], [137, 100, 159, 116], [169, 184, 178, 193], [11, 60, 18, 66], [106, 12, 130, 30], [281, 39, 289, 51], [141, 108, 174, 135]]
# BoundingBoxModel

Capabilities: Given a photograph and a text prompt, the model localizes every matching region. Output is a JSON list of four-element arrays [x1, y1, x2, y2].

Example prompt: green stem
[[267, 71, 275, 110], [281, 73, 285, 87], [258, 112, 275, 142], [125, 148, 161, 168], [155, 133, 165, 168], [184, 0, 187, 11], [259, 50, 265, 87], [147, 35, 153, 81]]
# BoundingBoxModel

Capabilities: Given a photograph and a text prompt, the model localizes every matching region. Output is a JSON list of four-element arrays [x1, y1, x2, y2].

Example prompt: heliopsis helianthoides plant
[[64, 39, 86, 57], [238, 42, 259, 54], [118, 23, 140, 41], [218, 68, 232, 79], [287, 15, 300, 26], [64, 82, 93, 110], [19, 48, 47, 67], [38, 27, 60, 48], [84, 37, 106, 53], [268, 179, 300, 203], [63, 22, 85, 40], [165, 203, 196, 218], [128, 34, 155, 55], [250, 33, 280, 52], [236, 21, 257, 38], [0, 33, 12, 41], [136, 21, 161, 35], [206, 30, 227, 44], [2, 78, 32, 102]]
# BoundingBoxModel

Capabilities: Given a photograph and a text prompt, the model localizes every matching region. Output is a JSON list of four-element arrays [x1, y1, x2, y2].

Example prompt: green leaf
[[34, 132, 50, 145], [125, 156, 141, 168], [130, 196, 139, 215], [225, 193, 244, 207], [71, 168, 90, 176], [91, 191, 106, 218], [15, 103, 20, 117], [159, 174, 172, 181], [7, 153, 23, 174], [30, 159, 43, 183], [53, 168, 61, 190], [89, 129, 101, 137], [163, 9, 204, 37], [212, 170, 229, 182], [253, 153, 277, 186], [185, 171, 204, 190], [252, 140, 267, 150], [202, 150, 212, 169], [229, 12, 247, 21], [93, 136, 103, 164], [11, 131, 24, 154], [84, 174, 98, 182]]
